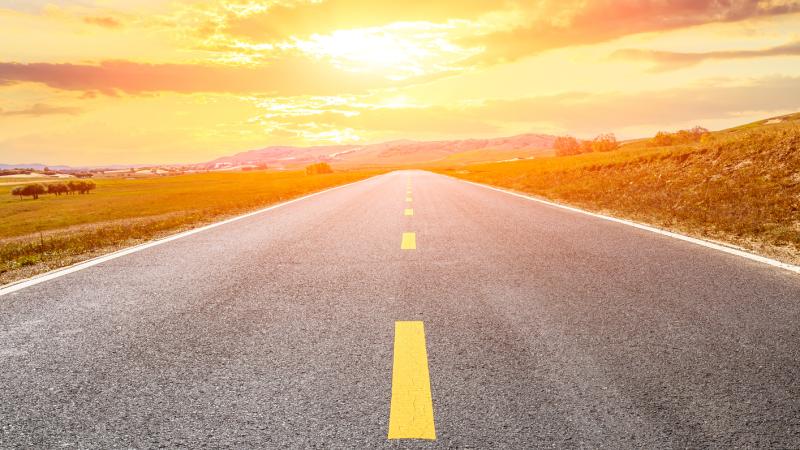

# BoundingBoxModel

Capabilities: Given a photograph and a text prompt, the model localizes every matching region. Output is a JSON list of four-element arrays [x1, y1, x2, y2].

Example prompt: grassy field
[[0, 169, 381, 285], [433, 147, 554, 165], [436, 115, 800, 265]]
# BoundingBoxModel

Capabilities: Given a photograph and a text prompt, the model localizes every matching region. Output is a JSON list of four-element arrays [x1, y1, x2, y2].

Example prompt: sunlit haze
[[2, 0, 800, 165]]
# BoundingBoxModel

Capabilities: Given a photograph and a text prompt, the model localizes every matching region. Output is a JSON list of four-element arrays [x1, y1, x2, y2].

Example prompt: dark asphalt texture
[[1, 170, 800, 448]]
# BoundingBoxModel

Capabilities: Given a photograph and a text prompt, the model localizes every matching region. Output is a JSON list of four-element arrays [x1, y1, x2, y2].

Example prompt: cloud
[[612, 40, 800, 70], [82, 16, 123, 28], [467, 0, 800, 63], [263, 76, 800, 136], [262, 106, 501, 135], [216, 0, 501, 42], [0, 59, 406, 96], [476, 76, 800, 132], [0, 103, 82, 117]]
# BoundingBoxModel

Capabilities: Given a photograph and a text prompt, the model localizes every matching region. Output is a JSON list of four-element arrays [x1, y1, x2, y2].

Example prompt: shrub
[[12, 183, 47, 200], [648, 126, 710, 147], [591, 133, 619, 152], [47, 182, 69, 196], [305, 162, 333, 175], [554, 136, 581, 156], [11, 186, 24, 199], [67, 180, 96, 194]]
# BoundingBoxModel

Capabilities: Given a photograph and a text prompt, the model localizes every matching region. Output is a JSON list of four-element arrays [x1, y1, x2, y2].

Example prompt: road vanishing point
[[1, 170, 800, 448]]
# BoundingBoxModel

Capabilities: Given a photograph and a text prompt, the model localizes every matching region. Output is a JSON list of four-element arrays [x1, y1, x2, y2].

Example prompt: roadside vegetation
[[305, 162, 334, 174], [0, 169, 380, 284], [553, 133, 619, 156], [11, 181, 95, 199], [436, 114, 800, 265]]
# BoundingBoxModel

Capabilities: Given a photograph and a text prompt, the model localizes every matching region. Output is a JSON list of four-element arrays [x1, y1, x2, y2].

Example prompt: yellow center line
[[388, 321, 436, 440], [401, 232, 416, 250], [404, 208, 414, 216], [406, 196, 412, 202]]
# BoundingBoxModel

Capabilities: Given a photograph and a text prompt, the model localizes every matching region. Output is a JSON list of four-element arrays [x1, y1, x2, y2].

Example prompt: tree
[[688, 126, 710, 140], [648, 126, 710, 147], [305, 162, 333, 175], [47, 182, 69, 196], [16, 183, 46, 199], [11, 186, 24, 199], [553, 136, 581, 156], [651, 131, 673, 147], [80, 180, 96, 194], [67, 180, 96, 194], [67, 180, 81, 194], [591, 133, 618, 152]]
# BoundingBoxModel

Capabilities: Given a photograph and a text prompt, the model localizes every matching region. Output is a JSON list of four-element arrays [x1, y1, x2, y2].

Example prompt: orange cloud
[[468, 0, 800, 63], [0, 59, 403, 95], [612, 40, 800, 71], [218, 0, 500, 42], [262, 76, 800, 136], [0, 103, 82, 117], [82, 16, 123, 28], [261, 106, 500, 135], [474, 76, 800, 132]]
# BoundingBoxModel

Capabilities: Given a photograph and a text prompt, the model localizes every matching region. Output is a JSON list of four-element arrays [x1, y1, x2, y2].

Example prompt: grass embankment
[[436, 117, 800, 265], [0, 169, 381, 285]]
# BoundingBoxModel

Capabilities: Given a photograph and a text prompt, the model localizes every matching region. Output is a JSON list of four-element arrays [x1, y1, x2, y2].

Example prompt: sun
[[295, 24, 475, 79]]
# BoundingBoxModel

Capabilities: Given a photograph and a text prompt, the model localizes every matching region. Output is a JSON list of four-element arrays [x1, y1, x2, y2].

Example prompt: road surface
[[1, 170, 799, 448]]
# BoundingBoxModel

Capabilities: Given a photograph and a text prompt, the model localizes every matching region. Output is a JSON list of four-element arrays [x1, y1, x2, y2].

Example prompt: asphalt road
[[2, 170, 800, 448]]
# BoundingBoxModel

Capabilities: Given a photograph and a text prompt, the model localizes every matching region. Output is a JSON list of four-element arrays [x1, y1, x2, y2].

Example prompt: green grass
[[0, 169, 381, 284], [435, 118, 800, 264]]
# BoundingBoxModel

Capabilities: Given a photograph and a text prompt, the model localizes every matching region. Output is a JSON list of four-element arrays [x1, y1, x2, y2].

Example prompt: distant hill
[[1, 134, 557, 171], [0, 163, 156, 171], [0, 163, 73, 171], [200, 133, 556, 168]]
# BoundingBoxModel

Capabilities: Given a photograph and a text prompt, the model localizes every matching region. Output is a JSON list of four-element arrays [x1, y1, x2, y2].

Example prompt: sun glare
[[295, 24, 475, 79]]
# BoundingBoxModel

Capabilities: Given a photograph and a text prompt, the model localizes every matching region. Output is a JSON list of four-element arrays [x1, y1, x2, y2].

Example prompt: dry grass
[[436, 119, 800, 265], [0, 169, 381, 285]]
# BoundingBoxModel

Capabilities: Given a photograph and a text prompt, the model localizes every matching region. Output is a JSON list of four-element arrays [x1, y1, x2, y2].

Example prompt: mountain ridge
[[202, 133, 557, 168]]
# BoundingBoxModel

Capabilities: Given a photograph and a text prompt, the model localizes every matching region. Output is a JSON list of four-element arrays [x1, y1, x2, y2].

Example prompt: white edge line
[[449, 175, 800, 275], [0, 174, 384, 296]]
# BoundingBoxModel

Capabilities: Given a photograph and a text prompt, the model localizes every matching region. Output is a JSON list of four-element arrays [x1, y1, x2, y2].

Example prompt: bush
[[305, 162, 333, 175], [47, 183, 69, 196], [555, 133, 619, 156], [554, 136, 581, 156], [591, 133, 619, 152], [68, 180, 96, 194], [9, 180, 96, 200], [648, 126, 710, 147], [11, 183, 47, 200]]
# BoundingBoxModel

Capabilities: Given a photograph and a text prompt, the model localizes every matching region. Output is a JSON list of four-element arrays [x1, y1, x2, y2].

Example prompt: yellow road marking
[[406, 196, 412, 202], [388, 321, 436, 440], [404, 208, 414, 216], [401, 232, 416, 250]]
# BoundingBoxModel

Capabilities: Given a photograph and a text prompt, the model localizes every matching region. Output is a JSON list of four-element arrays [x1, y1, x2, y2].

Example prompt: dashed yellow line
[[388, 321, 436, 440], [406, 196, 412, 202], [401, 232, 416, 250], [404, 208, 414, 216]]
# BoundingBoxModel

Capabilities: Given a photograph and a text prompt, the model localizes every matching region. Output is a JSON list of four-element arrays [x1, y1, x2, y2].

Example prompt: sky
[[1, 0, 800, 165]]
